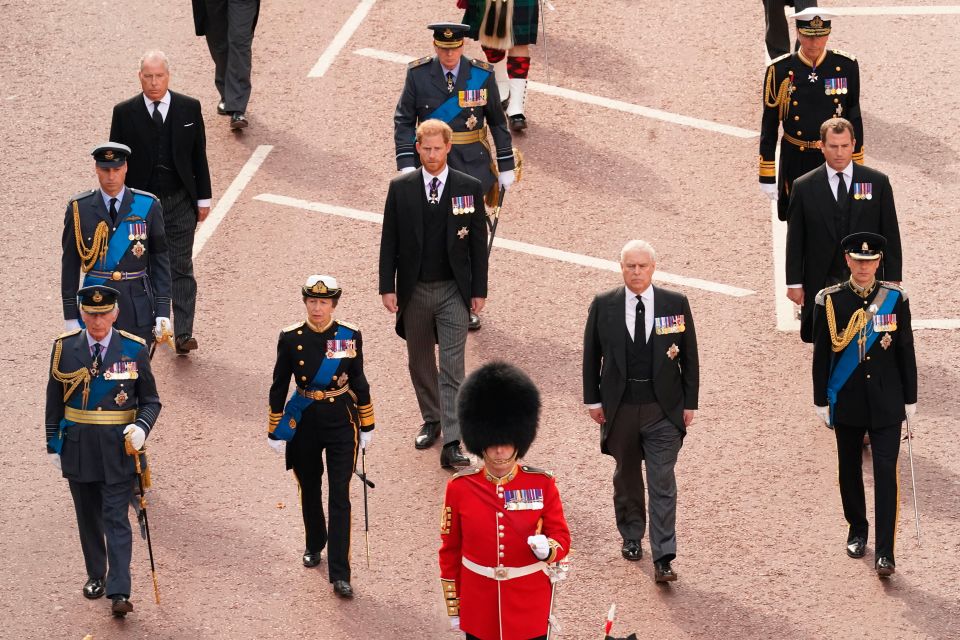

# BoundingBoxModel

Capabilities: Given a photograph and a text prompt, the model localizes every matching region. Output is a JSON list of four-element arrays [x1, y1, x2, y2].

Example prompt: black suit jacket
[[378, 168, 488, 338], [45, 328, 161, 483], [110, 91, 212, 205], [785, 163, 903, 342], [583, 286, 700, 454]]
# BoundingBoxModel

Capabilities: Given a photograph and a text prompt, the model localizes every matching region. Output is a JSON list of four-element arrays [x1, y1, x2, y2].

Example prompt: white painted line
[[253, 193, 756, 298], [913, 319, 960, 330], [309, 0, 377, 78], [353, 47, 759, 139], [194, 145, 273, 258], [772, 201, 800, 332], [830, 6, 960, 16]]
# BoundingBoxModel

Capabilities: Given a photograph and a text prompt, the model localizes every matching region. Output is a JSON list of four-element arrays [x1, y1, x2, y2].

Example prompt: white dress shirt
[[422, 165, 450, 201], [100, 186, 127, 223], [143, 91, 171, 122], [86, 329, 113, 356], [625, 285, 654, 342]]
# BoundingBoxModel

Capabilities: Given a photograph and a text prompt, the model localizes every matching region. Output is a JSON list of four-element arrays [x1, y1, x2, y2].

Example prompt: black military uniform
[[812, 233, 917, 577], [45, 285, 161, 616], [268, 277, 375, 598], [62, 143, 172, 343], [759, 12, 863, 221], [394, 23, 515, 201]]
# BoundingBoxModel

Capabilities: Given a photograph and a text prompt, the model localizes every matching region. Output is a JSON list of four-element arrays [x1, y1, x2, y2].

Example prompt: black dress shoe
[[217, 101, 228, 115], [110, 595, 133, 617], [332, 580, 354, 598], [621, 540, 642, 561], [654, 560, 677, 583], [846, 537, 867, 558], [175, 335, 199, 355], [414, 421, 441, 450], [230, 112, 249, 130], [468, 313, 482, 331], [509, 114, 527, 131], [302, 549, 322, 567], [82, 577, 105, 599], [876, 557, 895, 577], [440, 443, 470, 469]]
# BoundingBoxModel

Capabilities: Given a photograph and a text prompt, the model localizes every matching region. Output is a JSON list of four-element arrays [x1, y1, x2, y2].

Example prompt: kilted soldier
[[439, 361, 571, 639], [268, 275, 375, 598], [460, 0, 539, 130], [812, 233, 917, 577]]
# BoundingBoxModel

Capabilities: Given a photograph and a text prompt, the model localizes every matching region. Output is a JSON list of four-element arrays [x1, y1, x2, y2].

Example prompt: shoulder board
[[832, 49, 857, 62], [69, 189, 96, 203], [768, 52, 791, 67], [880, 281, 908, 300], [129, 188, 159, 200], [471, 58, 493, 71], [407, 56, 432, 69], [117, 329, 147, 345], [815, 283, 845, 306], [521, 465, 554, 478], [452, 466, 483, 480], [57, 328, 82, 340], [282, 321, 305, 333], [336, 320, 359, 331]]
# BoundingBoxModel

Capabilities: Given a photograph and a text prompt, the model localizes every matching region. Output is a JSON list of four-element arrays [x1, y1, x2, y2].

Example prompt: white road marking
[[912, 319, 960, 330], [194, 145, 273, 258], [772, 201, 800, 331], [830, 6, 960, 15], [253, 193, 757, 297], [352, 47, 760, 139], [308, 0, 378, 78]]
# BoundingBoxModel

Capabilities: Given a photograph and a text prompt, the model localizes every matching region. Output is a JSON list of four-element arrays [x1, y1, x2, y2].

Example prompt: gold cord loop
[[72, 200, 109, 272], [51, 339, 92, 408]]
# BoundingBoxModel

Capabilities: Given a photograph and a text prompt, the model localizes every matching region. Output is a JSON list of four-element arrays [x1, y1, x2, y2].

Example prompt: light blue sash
[[83, 192, 153, 286]]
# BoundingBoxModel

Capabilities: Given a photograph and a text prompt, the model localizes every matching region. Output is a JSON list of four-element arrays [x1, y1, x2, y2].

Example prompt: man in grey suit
[[583, 240, 699, 583], [45, 286, 161, 617], [379, 119, 488, 469]]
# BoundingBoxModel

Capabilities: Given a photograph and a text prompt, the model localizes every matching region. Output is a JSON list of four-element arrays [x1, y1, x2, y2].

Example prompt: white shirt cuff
[[787, 284, 802, 288], [586, 403, 602, 410], [197, 199, 212, 208]]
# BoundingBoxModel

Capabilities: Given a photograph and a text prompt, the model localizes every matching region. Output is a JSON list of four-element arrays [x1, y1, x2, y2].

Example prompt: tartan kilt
[[464, 0, 539, 46]]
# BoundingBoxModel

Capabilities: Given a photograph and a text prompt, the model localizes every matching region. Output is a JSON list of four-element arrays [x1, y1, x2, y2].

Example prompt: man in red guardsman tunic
[[439, 361, 570, 640]]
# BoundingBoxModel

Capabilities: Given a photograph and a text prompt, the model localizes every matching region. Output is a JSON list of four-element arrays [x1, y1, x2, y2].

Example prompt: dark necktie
[[109, 197, 119, 226], [835, 171, 850, 237], [836, 172, 848, 204], [91, 343, 103, 376], [634, 296, 646, 344], [446, 71, 454, 93], [152, 101, 163, 127], [429, 177, 440, 204]]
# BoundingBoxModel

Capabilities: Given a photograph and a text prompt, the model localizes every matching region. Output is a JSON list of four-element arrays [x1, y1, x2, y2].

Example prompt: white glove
[[123, 424, 146, 451], [154, 317, 171, 339], [527, 534, 551, 560], [48, 453, 61, 470], [905, 404, 917, 418], [359, 431, 374, 450], [399, 166, 416, 174], [267, 438, 285, 454], [760, 183, 778, 201], [448, 616, 460, 631], [498, 169, 516, 191], [814, 405, 831, 427], [64, 319, 81, 331]]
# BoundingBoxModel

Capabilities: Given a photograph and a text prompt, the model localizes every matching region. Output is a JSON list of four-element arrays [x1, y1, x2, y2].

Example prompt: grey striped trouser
[[402, 280, 469, 445], [158, 188, 198, 339]]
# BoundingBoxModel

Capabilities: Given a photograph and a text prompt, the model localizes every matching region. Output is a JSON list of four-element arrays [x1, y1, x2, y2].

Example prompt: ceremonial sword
[[354, 449, 375, 568], [904, 415, 921, 546], [125, 435, 160, 604]]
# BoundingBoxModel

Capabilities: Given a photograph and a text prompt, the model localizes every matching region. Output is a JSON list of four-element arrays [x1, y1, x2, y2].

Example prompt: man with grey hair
[[110, 51, 212, 355], [583, 240, 699, 582]]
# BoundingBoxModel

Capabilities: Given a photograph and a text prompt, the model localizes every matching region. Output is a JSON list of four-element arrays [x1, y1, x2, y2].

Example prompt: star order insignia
[[457, 226, 469, 239], [132, 240, 146, 258], [115, 389, 129, 405], [667, 343, 680, 360], [465, 113, 478, 130], [808, 71, 818, 82], [880, 332, 892, 350]]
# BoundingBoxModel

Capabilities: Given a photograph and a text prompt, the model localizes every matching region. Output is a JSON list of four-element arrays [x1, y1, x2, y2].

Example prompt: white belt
[[462, 557, 547, 581]]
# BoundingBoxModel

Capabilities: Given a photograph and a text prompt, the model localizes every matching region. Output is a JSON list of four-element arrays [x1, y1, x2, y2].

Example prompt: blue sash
[[826, 289, 899, 419], [273, 325, 355, 441], [424, 67, 491, 127], [83, 192, 153, 286], [49, 336, 144, 453]]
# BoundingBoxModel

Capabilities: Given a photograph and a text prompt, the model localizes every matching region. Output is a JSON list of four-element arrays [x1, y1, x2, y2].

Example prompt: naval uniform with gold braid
[[45, 327, 160, 599], [439, 464, 570, 640], [760, 48, 863, 221], [812, 280, 916, 564], [268, 318, 375, 584]]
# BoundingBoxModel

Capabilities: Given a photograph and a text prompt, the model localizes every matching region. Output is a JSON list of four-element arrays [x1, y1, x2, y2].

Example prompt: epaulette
[[118, 329, 147, 345], [129, 187, 159, 200], [815, 283, 845, 306], [880, 281, 908, 300], [768, 52, 791, 66], [57, 328, 82, 340], [452, 466, 483, 480], [521, 465, 554, 478], [69, 189, 96, 204], [471, 58, 493, 71], [282, 321, 305, 333], [407, 56, 432, 69], [336, 319, 360, 331], [832, 49, 857, 62]]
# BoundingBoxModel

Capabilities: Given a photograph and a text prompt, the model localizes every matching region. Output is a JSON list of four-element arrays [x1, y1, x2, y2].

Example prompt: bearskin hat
[[458, 361, 540, 459]]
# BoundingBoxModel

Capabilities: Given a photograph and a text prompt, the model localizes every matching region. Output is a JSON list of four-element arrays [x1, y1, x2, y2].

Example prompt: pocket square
[[184, 122, 195, 127]]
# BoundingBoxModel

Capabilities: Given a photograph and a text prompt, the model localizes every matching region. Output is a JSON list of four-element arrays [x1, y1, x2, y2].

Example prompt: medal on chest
[[325, 339, 357, 359], [115, 387, 129, 405], [503, 488, 544, 511]]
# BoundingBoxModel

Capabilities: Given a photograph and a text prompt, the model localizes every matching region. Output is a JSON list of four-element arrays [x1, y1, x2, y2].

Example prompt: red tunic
[[439, 464, 571, 640]]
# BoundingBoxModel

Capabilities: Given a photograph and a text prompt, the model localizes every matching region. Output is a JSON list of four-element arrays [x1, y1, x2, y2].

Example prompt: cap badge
[[310, 281, 329, 294], [92, 291, 103, 303], [811, 16, 823, 28], [861, 242, 869, 251], [443, 28, 453, 38], [104, 150, 115, 160]]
